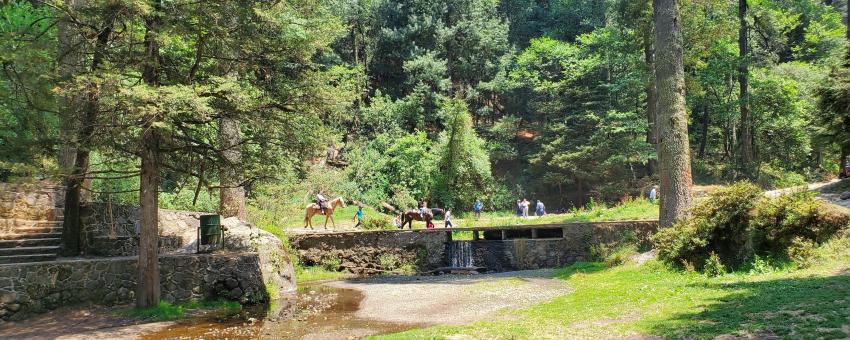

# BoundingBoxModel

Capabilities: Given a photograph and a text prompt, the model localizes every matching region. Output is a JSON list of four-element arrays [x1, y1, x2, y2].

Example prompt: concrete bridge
[[288, 220, 659, 274]]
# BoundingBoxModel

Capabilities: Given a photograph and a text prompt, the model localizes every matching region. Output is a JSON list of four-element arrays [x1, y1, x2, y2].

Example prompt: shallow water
[[142, 283, 418, 339]]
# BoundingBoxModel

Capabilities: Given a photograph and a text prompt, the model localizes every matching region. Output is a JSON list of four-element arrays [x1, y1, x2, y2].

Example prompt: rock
[[225, 278, 239, 289], [6, 304, 20, 312], [841, 191, 850, 200], [229, 288, 243, 300]]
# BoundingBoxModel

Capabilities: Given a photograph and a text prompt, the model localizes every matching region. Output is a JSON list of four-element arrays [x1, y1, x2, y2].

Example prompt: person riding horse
[[315, 190, 328, 215], [418, 200, 428, 220]]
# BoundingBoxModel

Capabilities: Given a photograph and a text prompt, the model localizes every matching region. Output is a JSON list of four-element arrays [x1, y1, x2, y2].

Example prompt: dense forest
[[2, 0, 850, 215]]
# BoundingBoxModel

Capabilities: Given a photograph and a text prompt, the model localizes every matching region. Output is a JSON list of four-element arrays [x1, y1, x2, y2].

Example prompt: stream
[[141, 282, 417, 339]]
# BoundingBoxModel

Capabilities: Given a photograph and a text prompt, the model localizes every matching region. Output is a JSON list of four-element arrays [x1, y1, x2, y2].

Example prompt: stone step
[[0, 238, 61, 248], [0, 253, 57, 265], [0, 232, 62, 240], [0, 246, 60, 256], [13, 226, 63, 235], [0, 207, 65, 221], [0, 220, 63, 235]]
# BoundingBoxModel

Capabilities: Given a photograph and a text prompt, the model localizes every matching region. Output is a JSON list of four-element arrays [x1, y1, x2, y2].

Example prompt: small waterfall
[[449, 241, 474, 268]]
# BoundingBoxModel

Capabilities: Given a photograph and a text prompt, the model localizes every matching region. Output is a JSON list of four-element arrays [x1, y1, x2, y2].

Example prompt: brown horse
[[399, 208, 444, 229], [304, 197, 346, 229]]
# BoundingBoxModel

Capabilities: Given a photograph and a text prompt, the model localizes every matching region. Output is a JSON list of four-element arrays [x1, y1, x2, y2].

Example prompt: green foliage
[[433, 98, 493, 208], [653, 182, 763, 269], [655, 182, 849, 271], [787, 237, 817, 268], [752, 192, 848, 252], [361, 216, 394, 230], [702, 252, 727, 277]]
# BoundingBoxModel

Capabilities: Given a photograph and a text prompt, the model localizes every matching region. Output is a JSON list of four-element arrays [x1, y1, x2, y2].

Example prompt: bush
[[654, 181, 849, 272], [703, 252, 727, 277], [753, 192, 848, 253], [653, 182, 762, 269], [787, 237, 817, 268], [756, 164, 807, 189], [361, 216, 394, 230]]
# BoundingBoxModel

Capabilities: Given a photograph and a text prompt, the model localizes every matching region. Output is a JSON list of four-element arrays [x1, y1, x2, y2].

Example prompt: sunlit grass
[[373, 238, 850, 339]]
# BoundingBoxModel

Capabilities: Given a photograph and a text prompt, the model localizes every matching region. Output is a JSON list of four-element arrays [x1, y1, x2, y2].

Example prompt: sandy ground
[[327, 269, 571, 325]]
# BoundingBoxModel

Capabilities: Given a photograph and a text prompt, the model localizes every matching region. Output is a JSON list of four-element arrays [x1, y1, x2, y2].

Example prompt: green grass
[[373, 239, 850, 339], [125, 299, 241, 321], [252, 198, 657, 233], [447, 198, 658, 229], [295, 265, 349, 283], [250, 203, 393, 232]]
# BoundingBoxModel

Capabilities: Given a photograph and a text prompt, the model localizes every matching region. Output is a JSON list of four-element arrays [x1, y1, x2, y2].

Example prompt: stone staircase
[[0, 183, 65, 264]]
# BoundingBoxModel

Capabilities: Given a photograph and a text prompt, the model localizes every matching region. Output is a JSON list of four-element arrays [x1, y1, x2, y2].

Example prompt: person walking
[[535, 200, 546, 216], [473, 199, 482, 220], [649, 186, 658, 204], [516, 200, 523, 217], [522, 199, 530, 218], [353, 205, 364, 228], [444, 208, 454, 228]]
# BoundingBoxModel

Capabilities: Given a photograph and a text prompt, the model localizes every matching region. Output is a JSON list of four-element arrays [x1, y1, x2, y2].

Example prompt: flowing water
[[142, 283, 417, 339], [449, 241, 474, 268]]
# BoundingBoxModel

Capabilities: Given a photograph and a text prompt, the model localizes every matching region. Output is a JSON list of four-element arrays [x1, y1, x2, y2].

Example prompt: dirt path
[[327, 269, 571, 325], [0, 305, 177, 340]]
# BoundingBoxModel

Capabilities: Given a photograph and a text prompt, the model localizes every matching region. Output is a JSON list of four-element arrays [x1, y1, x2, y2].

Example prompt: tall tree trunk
[[219, 115, 246, 219], [654, 0, 693, 227], [60, 21, 111, 256], [57, 0, 85, 172], [739, 0, 754, 171], [643, 24, 658, 175], [137, 4, 161, 308]]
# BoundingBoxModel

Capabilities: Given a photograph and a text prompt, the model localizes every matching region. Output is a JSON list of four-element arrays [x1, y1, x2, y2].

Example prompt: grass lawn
[[374, 240, 850, 339], [253, 198, 658, 233], [448, 198, 658, 229], [295, 265, 351, 283]]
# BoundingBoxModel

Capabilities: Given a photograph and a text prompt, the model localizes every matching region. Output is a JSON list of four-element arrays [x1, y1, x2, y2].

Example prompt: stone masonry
[[288, 220, 659, 273], [0, 253, 266, 321]]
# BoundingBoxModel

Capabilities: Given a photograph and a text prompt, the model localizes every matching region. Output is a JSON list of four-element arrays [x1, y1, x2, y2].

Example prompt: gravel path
[[327, 269, 572, 325]]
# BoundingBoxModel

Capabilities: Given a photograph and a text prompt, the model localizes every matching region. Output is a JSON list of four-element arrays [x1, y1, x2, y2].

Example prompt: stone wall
[[0, 253, 266, 321], [288, 230, 450, 274], [0, 182, 64, 234], [288, 220, 659, 273], [468, 221, 659, 271], [80, 203, 205, 256]]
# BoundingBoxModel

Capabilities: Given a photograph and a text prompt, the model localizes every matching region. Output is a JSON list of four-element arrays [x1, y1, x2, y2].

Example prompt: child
[[353, 205, 364, 228], [444, 209, 454, 228]]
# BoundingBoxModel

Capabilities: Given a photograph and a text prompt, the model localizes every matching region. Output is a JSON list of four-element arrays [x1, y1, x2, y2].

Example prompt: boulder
[[220, 217, 296, 296], [841, 191, 850, 200]]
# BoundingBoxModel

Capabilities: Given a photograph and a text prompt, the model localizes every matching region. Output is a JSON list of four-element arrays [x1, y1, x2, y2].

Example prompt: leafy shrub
[[320, 256, 342, 272], [654, 181, 849, 272], [653, 182, 762, 269], [703, 252, 727, 277], [787, 237, 817, 268], [756, 164, 807, 189], [361, 216, 394, 230], [747, 255, 776, 275], [753, 193, 848, 253]]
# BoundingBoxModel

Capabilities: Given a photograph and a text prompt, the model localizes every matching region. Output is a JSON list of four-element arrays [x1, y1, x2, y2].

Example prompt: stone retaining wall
[[0, 253, 266, 321], [288, 220, 659, 273], [468, 221, 658, 271], [80, 203, 205, 256], [289, 230, 450, 274]]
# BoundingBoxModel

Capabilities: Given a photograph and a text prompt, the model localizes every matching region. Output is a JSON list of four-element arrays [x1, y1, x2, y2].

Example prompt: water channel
[[142, 282, 418, 339]]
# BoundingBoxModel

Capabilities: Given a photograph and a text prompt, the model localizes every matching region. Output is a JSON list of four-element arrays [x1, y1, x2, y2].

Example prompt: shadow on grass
[[648, 272, 850, 338]]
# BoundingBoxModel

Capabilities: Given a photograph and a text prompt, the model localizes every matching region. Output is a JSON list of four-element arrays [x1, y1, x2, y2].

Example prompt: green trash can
[[198, 214, 222, 252]]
